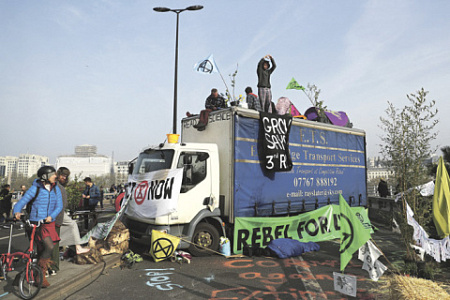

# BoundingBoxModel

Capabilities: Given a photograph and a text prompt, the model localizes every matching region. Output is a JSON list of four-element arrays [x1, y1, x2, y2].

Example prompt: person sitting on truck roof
[[194, 88, 226, 131], [245, 87, 262, 111], [205, 88, 226, 110]]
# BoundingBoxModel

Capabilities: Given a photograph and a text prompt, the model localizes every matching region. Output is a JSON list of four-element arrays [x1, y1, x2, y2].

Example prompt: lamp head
[[153, 7, 171, 12], [186, 5, 203, 11]]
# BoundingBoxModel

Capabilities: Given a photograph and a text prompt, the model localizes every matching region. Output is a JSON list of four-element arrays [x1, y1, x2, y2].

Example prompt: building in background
[[17, 154, 49, 178], [0, 155, 48, 178], [0, 156, 18, 178], [56, 144, 112, 178], [114, 161, 129, 185]]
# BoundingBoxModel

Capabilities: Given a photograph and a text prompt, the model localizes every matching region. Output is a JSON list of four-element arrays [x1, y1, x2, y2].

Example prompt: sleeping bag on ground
[[267, 239, 320, 258]]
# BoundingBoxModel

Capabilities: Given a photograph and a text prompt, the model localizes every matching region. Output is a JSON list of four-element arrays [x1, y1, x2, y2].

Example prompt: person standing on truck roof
[[245, 87, 262, 111], [194, 88, 226, 131], [257, 54, 276, 113]]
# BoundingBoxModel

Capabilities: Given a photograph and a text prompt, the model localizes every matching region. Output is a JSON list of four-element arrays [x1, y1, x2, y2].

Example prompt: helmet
[[37, 166, 56, 181]]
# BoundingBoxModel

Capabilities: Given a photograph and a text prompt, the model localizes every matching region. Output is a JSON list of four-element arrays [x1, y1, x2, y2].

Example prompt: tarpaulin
[[234, 115, 366, 217]]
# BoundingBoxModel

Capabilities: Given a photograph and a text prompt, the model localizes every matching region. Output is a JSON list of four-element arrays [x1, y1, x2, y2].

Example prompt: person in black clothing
[[194, 88, 226, 131], [205, 88, 226, 110], [377, 178, 390, 198], [0, 184, 12, 223], [257, 55, 276, 113]]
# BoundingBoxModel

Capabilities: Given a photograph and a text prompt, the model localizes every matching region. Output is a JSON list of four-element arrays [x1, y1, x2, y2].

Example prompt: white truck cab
[[123, 142, 225, 256]]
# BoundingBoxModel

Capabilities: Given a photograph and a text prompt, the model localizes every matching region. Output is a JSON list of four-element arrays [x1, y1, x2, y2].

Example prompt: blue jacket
[[83, 184, 101, 206], [13, 179, 63, 222]]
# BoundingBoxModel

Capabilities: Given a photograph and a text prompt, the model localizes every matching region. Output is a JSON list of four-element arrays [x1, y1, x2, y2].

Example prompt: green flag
[[339, 194, 371, 271], [433, 157, 450, 237], [286, 77, 305, 90]]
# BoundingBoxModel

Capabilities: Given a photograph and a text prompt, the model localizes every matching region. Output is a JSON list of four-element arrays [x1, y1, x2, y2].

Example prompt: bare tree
[[379, 88, 438, 261]]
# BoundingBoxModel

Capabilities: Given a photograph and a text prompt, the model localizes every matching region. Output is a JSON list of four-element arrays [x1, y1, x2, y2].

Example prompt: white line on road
[[0, 232, 24, 241], [291, 256, 328, 300]]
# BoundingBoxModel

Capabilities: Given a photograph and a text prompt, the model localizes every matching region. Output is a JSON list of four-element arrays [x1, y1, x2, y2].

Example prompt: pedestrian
[[194, 88, 226, 131], [13, 166, 63, 288], [0, 185, 12, 223], [245, 87, 262, 111], [378, 178, 390, 198], [0, 184, 12, 223], [50, 167, 90, 276], [17, 184, 27, 200], [257, 55, 276, 113], [82, 177, 101, 211]]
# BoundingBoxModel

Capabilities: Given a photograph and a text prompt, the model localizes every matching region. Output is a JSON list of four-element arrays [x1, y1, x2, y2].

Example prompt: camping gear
[[304, 107, 352, 127], [267, 239, 320, 258]]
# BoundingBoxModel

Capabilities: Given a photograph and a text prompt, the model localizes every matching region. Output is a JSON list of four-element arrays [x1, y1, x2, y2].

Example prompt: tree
[[379, 88, 438, 261], [303, 83, 327, 122], [65, 175, 85, 213]]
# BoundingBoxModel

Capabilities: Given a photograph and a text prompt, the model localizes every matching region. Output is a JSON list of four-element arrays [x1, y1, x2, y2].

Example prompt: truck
[[122, 107, 367, 256]]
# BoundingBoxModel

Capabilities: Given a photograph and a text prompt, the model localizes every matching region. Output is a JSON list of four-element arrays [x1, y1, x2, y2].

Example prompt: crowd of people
[[0, 166, 110, 287]]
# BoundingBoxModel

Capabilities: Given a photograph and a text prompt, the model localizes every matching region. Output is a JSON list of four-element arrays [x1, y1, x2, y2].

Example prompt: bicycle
[[0, 216, 44, 299]]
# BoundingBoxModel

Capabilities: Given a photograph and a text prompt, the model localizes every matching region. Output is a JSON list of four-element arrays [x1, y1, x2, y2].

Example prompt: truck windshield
[[133, 149, 174, 175]]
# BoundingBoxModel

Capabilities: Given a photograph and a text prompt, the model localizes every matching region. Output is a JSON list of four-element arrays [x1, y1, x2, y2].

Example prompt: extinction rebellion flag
[[193, 54, 220, 74], [339, 194, 371, 271], [259, 112, 293, 172]]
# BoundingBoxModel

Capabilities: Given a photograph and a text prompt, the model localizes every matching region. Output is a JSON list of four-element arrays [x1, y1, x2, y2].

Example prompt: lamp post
[[153, 5, 204, 134]]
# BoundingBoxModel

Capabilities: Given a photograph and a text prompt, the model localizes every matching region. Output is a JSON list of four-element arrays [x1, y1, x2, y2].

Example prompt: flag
[[150, 230, 181, 262], [339, 194, 371, 271], [433, 157, 450, 238], [359, 241, 386, 281], [194, 54, 220, 74], [362, 260, 387, 282], [286, 77, 305, 90]]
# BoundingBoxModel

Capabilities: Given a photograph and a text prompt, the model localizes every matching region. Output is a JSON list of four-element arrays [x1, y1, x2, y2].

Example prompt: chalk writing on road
[[143, 268, 183, 291]]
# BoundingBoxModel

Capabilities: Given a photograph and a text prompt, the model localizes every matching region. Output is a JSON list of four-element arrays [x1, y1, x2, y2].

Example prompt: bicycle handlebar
[[5, 216, 46, 227]]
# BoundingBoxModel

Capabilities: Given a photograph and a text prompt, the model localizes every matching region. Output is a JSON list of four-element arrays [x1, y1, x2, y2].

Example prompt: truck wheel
[[188, 223, 220, 257]]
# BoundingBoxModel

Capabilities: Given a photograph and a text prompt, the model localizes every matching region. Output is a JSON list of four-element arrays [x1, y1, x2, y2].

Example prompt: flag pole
[[218, 70, 232, 102]]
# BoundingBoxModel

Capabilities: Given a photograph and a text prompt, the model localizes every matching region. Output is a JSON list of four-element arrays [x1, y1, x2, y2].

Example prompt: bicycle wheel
[[18, 263, 42, 299]]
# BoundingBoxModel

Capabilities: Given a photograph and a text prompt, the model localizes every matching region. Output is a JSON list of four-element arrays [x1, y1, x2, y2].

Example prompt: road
[[0, 208, 426, 300], [64, 237, 382, 300]]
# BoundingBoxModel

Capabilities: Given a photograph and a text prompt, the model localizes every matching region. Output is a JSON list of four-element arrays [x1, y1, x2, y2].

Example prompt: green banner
[[233, 204, 372, 254], [286, 77, 305, 90], [339, 195, 371, 271]]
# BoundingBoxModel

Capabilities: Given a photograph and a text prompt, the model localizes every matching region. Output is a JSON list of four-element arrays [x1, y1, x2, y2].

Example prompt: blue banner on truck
[[233, 115, 366, 217]]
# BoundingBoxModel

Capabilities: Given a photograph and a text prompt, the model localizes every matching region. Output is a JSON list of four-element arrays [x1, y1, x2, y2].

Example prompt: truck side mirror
[[128, 163, 134, 174], [197, 153, 209, 162]]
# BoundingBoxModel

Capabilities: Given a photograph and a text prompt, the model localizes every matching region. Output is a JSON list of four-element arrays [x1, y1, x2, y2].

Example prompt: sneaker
[[45, 270, 49, 278], [49, 269, 57, 276]]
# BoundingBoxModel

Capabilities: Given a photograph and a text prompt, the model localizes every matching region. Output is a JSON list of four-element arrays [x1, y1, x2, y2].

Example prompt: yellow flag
[[433, 157, 450, 237], [150, 230, 181, 262]]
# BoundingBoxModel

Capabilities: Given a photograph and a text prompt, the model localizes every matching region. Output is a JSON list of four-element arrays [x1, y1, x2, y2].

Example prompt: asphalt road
[[64, 238, 382, 300]]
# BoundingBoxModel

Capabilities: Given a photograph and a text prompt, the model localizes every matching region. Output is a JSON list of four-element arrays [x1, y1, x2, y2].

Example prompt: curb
[[38, 254, 121, 300]]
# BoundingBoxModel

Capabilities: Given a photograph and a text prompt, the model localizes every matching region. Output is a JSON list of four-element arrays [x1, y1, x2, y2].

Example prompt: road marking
[[0, 233, 23, 241], [290, 256, 327, 299]]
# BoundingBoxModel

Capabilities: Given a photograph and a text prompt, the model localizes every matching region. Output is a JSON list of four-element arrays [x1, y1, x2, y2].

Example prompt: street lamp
[[153, 5, 204, 134]]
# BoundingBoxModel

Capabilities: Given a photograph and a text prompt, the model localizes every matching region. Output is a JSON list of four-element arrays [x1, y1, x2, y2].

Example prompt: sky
[[1, 0, 449, 163]]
